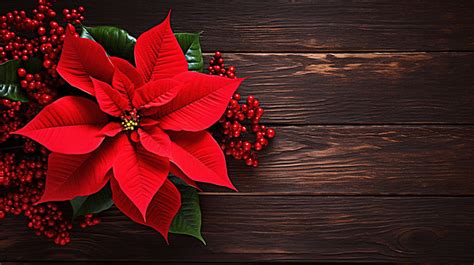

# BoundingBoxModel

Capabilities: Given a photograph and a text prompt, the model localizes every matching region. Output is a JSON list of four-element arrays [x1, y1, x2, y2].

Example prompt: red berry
[[20, 80, 28, 88], [267, 128, 275, 138], [35, 13, 45, 21], [233, 93, 241, 101], [17, 68, 27, 77], [247, 109, 255, 119], [253, 99, 260, 108], [243, 141, 251, 151], [39, 94, 52, 105], [42, 59, 52, 69], [25, 74, 34, 81], [37, 27, 46, 35], [251, 160, 258, 167], [50, 21, 58, 28], [245, 158, 253, 166], [247, 95, 255, 105]]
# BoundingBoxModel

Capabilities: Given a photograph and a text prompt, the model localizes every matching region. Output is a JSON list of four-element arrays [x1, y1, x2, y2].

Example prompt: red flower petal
[[36, 135, 126, 204], [130, 131, 140, 142], [169, 131, 236, 190], [138, 126, 171, 158], [110, 57, 145, 90], [153, 72, 244, 131], [134, 12, 187, 82], [170, 163, 200, 190], [98, 122, 122, 137], [132, 79, 181, 111], [57, 25, 115, 95], [14, 96, 108, 154], [92, 77, 131, 117], [112, 69, 135, 102], [140, 118, 159, 127], [111, 177, 181, 241], [113, 140, 170, 220]]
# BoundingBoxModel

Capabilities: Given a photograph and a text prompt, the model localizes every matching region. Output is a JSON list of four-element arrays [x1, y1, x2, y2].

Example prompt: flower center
[[120, 109, 141, 131]]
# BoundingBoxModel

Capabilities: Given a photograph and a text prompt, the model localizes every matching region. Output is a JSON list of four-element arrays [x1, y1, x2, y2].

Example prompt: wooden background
[[2, 0, 474, 263]]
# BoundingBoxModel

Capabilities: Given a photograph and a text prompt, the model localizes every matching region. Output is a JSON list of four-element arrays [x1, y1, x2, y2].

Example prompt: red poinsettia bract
[[14, 13, 243, 240]]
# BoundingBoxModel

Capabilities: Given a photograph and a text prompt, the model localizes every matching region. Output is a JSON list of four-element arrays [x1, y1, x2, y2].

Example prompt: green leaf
[[79, 25, 95, 41], [70, 183, 114, 219], [174, 33, 204, 72], [80, 25, 203, 72], [81, 26, 136, 64], [169, 176, 205, 244], [0, 60, 28, 102]]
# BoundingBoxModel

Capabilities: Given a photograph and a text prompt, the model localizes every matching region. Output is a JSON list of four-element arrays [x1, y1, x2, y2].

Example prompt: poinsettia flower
[[14, 12, 243, 239]]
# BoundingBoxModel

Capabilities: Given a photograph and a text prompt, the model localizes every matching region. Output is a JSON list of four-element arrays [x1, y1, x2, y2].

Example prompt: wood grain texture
[[206, 52, 474, 124], [5, 1, 473, 52], [3, 4, 473, 124], [3, 197, 474, 263], [0, 263, 259, 265], [2, 260, 237, 265], [223, 125, 474, 195], [82, 0, 474, 52]]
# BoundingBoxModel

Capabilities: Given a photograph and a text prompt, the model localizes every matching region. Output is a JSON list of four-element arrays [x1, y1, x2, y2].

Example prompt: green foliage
[[170, 176, 205, 244], [174, 33, 204, 72], [80, 26, 204, 72], [81, 26, 136, 64], [70, 184, 114, 219], [0, 60, 28, 102]]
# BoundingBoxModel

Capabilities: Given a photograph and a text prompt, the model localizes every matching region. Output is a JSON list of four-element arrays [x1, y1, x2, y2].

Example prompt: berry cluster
[[0, 151, 74, 245], [1, 98, 39, 144], [17, 69, 59, 105], [1, 0, 85, 63], [1, 0, 84, 105], [207, 51, 236, 78], [208, 52, 275, 167], [1, 1, 100, 246], [0, 144, 102, 245], [78, 213, 101, 229], [1, 99, 32, 143]]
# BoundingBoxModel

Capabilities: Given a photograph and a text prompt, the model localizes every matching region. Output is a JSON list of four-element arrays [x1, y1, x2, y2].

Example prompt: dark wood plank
[[208, 52, 474, 124], [2, 260, 248, 265], [2, 263, 254, 265], [3, 1, 474, 52], [3, 196, 474, 263], [221, 125, 474, 195], [82, 0, 474, 52], [3, 4, 474, 124]]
